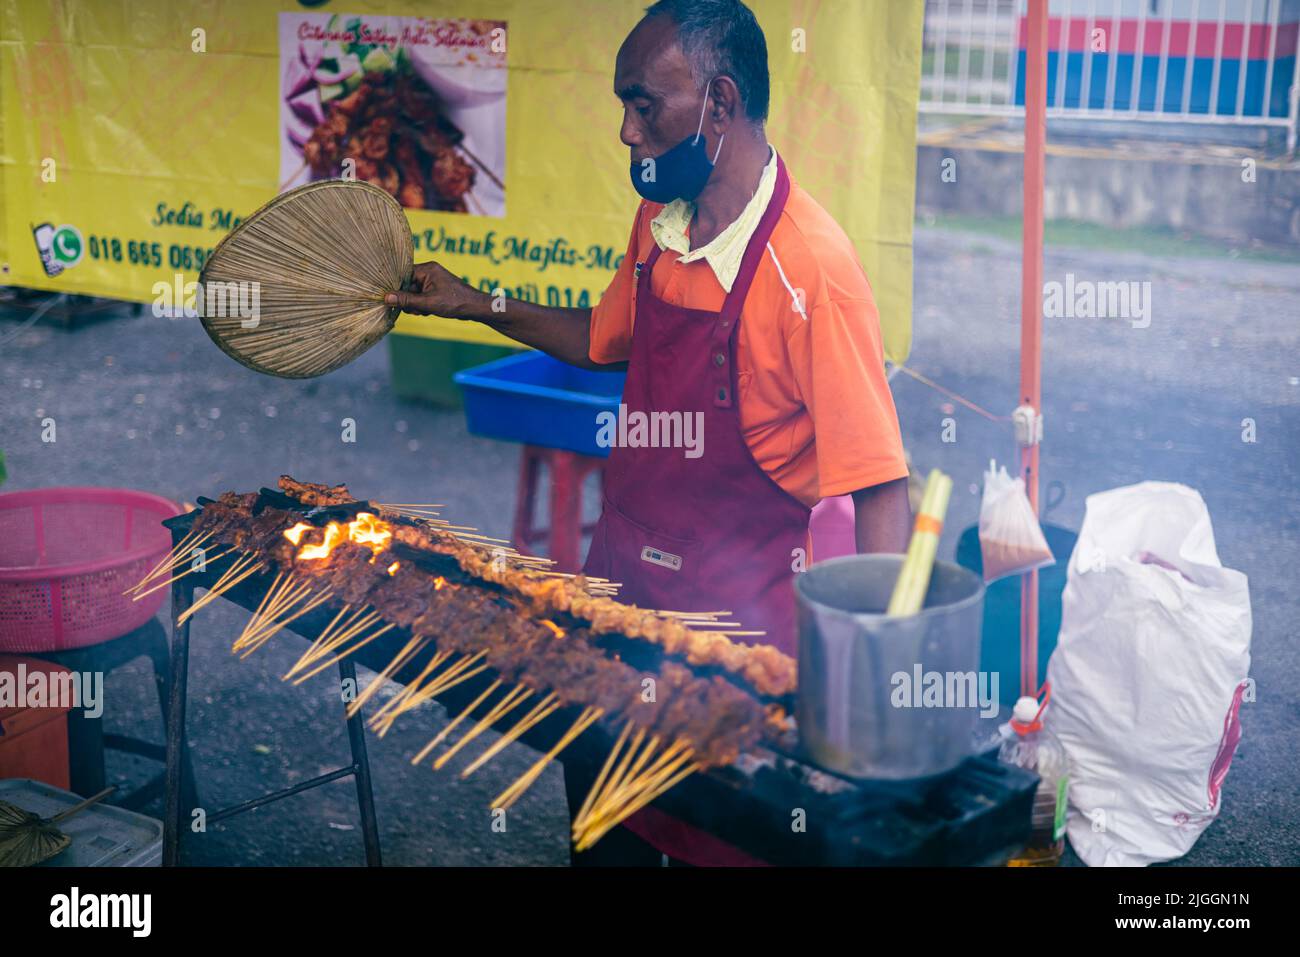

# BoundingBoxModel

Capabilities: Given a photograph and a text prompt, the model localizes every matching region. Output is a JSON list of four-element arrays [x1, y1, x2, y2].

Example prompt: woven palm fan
[[199, 180, 414, 379], [0, 786, 115, 867]]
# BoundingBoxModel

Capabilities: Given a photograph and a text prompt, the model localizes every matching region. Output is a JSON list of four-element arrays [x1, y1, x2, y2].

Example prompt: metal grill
[[158, 492, 1040, 866]]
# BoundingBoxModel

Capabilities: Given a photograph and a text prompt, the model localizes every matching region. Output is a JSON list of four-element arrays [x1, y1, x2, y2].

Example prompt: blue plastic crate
[[453, 351, 626, 457]]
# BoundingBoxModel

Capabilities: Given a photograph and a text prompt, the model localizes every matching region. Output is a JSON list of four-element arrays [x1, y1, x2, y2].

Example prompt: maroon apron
[[583, 156, 809, 865]]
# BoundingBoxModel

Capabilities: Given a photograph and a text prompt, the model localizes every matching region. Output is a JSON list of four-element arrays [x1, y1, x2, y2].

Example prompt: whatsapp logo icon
[[51, 225, 84, 267]]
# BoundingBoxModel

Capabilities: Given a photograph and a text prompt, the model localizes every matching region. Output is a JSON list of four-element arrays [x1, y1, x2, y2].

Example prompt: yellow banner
[[0, 0, 920, 362]]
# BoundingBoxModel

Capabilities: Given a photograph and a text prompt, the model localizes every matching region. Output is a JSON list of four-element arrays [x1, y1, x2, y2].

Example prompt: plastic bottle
[[999, 692, 1069, 866]]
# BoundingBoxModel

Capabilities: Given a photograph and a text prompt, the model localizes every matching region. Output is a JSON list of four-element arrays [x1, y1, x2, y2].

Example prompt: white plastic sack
[[978, 460, 1054, 582], [1047, 482, 1251, 867]]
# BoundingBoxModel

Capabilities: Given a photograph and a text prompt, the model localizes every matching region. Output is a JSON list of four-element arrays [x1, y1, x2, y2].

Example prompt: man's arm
[[385, 261, 622, 371], [851, 476, 912, 554]]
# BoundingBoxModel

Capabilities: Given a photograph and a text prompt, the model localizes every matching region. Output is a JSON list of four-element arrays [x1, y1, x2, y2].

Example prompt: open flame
[[286, 512, 393, 562], [541, 619, 565, 638]]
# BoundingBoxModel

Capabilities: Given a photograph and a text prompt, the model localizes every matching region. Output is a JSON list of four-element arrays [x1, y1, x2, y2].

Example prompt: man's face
[[614, 17, 711, 164]]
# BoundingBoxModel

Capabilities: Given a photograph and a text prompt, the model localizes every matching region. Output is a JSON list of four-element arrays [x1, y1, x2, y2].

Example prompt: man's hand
[[385, 260, 481, 319], [383, 259, 611, 370]]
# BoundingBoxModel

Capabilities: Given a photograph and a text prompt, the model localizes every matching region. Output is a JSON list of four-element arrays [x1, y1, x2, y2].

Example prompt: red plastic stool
[[512, 446, 605, 571]]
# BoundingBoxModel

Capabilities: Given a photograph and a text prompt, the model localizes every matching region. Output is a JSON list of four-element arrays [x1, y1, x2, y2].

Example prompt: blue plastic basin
[[452, 351, 626, 457]]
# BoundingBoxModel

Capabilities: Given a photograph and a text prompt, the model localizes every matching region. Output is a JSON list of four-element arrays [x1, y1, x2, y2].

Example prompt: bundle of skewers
[[127, 476, 794, 850], [886, 468, 954, 617]]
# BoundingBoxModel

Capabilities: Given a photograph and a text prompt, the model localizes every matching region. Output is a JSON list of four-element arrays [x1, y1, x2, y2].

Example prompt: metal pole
[[163, 578, 195, 866], [340, 657, 383, 866], [1020, 0, 1048, 699], [1288, 21, 1300, 153]]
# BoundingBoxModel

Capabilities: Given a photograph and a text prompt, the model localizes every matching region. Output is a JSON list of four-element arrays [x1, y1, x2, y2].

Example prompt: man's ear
[[708, 76, 742, 131]]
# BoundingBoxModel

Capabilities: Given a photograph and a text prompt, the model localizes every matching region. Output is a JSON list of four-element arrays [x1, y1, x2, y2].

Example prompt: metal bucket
[[795, 555, 987, 781]]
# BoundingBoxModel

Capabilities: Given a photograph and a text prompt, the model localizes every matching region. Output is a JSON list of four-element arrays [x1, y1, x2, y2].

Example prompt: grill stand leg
[[161, 565, 380, 866], [340, 657, 382, 866], [162, 578, 194, 867], [149, 619, 200, 815]]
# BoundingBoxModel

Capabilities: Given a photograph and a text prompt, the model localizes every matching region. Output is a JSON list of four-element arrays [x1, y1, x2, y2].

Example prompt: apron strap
[[711, 154, 791, 408], [719, 154, 791, 325], [643, 242, 665, 277], [634, 154, 793, 410]]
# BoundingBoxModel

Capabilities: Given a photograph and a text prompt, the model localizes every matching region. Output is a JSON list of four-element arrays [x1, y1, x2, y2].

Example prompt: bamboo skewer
[[492, 707, 604, 810], [416, 649, 487, 699], [370, 649, 489, 736], [593, 746, 695, 830], [238, 585, 334, 657], [234, 577, 332, 656], [242, 594, 336, 656], [432, 685, 532, 771], [577, 761, 701, 851], [344, 634, 429, 718], [609, 738, 690, 803], [575, 727, 648, 836], [289, 610, 383, 676], [609, 734, 661, 803], [377, 659, 494, 738], [457, 141, 504, 191], [130, 546, 238, 601], [575, 735, 702, 846], [411, 679, 502, 765], [575, 720, 633, 829], [233, 572, 295, 651], [582, 734, 663, 833], [367, 649, 452, 732], [460, 693, 560, 778], [125, 529, 213, 595], [418, 659, 490, 701], [288, 622, 394, 685], [887, 468, 954, 617], [577, 743, 699, 845], [137, 527, 210, 579], [606, 727, 648, 795], [285, 606, 381, 679], [638, 738, 692, 778], [176, 552, 264, 623]]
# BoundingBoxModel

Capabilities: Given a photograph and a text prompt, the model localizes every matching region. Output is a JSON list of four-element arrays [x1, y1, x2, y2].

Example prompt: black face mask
[[629, 81, 725, 203]]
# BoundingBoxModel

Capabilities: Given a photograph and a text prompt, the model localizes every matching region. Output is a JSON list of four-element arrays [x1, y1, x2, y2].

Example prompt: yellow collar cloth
[[649, 145, 778, 293]]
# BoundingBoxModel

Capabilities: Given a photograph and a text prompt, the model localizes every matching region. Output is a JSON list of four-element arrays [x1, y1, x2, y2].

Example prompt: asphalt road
[[2, 223, 1296, 866]]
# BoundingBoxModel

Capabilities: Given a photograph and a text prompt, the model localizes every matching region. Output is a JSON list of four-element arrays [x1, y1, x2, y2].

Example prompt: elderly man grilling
[[387, 0, 910, 866]]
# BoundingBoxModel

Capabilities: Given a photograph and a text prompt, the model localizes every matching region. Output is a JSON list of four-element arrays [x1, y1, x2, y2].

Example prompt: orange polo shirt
[[588, 177, 908, 508]]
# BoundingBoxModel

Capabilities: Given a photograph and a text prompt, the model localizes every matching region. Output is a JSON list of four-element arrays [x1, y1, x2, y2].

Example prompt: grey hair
[[643, 0, 770, 122]]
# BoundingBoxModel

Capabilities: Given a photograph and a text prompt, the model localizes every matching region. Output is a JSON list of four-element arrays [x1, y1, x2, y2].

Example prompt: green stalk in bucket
[[887, 469, 953, 616]]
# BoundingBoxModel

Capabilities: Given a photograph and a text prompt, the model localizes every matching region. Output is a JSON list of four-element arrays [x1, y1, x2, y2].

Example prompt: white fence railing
[[920, 0, 1300, 151]]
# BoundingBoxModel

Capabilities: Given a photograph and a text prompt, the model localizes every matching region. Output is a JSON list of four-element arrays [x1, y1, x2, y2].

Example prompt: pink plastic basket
[[0, 487, 181, 652]]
